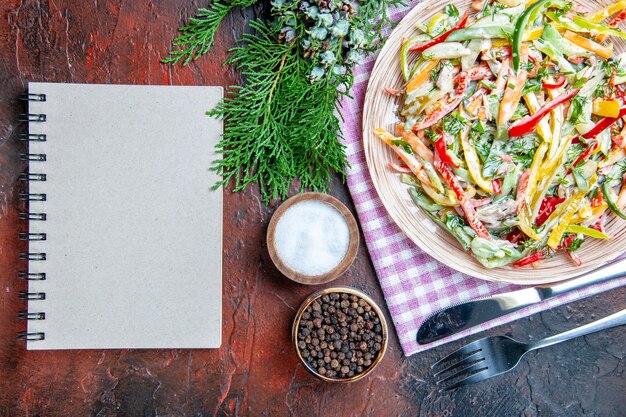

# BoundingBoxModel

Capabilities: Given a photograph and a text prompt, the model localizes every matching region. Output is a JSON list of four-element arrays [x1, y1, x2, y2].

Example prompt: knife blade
[[416, 257, 626, 344]]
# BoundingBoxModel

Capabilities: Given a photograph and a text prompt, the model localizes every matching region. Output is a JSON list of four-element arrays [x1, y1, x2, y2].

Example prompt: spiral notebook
[[19, 82, 223, 350]]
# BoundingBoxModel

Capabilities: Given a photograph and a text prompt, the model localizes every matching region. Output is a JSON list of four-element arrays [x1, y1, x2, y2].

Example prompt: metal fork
[[432, 308, 626, 392]]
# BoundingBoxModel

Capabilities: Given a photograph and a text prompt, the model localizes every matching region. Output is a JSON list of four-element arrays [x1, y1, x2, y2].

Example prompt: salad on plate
[[376, 0, 626, 268]]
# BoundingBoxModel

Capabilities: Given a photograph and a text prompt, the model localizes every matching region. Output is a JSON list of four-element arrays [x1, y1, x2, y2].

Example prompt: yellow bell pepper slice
[[546, 192, 585, 249], [422, 183, 458, 206], [577, 198, 593, 220], [460, 126, 494, 193], [571, 203, 608, 224], [491, 39, 508, 48], [592, 99, 620, 118], [523, 93, 552, 143], [563, 31, 613, 59], [531, 136, 573, 219], [525, 28, 544, 42], [517, 141, 553, 242], [492, 28, 543, 47], [517, 206, 543, 241], [546, 88, 564, 160], [589, 1, 626, 23], [523, 142, 548, 209], [406, 60, 439, 93]]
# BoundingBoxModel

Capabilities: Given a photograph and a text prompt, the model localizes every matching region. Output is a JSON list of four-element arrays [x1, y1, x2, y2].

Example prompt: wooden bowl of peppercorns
[[292, 287, 388, 382]]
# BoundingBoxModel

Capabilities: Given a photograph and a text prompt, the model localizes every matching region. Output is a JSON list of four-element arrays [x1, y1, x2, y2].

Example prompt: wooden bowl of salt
[[267, 193, 359, 285]]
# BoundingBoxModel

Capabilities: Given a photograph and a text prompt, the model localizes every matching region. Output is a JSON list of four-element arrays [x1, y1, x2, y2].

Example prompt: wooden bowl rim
[[291, 286, 389, 383], [267, 192, 360, 285]]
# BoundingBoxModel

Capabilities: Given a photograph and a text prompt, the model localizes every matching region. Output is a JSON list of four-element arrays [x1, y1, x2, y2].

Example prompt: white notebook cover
[[25, 82, 223, 349]]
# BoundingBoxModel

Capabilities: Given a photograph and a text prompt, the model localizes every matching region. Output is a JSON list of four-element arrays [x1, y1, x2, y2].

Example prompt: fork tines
[[431, 340, 490, 392]]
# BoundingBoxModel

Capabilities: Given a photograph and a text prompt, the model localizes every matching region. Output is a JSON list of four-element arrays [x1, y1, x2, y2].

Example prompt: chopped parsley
[[391, 139, 413, 154], [442, 112, 467, 136], [444, 4, 459, 18], [569, 95, 588, 125], [522, 78, 543, 95]]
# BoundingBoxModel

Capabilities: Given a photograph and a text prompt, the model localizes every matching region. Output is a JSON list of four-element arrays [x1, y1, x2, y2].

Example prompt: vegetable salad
[[376, 0, 626, 268]]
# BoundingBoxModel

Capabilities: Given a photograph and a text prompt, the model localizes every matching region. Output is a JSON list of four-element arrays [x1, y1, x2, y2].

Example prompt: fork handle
[[527, 308, 626, 351]]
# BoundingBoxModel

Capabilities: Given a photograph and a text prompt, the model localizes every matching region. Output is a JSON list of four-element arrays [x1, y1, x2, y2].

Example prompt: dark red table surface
[[1, 1, 625, 416]]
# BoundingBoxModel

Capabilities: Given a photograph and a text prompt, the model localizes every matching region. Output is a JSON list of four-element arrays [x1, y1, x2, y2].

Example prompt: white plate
[[362, 0, 625, 284]]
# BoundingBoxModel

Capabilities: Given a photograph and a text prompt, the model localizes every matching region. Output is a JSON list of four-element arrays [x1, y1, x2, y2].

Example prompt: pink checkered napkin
[[339, 3, 626, 356]]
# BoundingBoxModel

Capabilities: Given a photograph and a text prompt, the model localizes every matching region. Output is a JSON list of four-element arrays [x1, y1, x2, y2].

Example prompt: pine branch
[[358, 0, 407, 53], [163, 0, 259, 65], [209, 20, 349, 203], [166, 0, 405, 204]]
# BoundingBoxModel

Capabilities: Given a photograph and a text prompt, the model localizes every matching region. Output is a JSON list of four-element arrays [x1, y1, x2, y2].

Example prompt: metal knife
[[416, 257, 626, 344]]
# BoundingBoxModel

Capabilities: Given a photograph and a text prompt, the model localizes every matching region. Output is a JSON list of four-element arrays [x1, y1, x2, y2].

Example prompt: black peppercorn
[[296, 292, 384, 380]]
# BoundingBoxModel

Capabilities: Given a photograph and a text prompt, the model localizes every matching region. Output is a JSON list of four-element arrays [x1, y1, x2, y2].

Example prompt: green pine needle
[[162, 0, 258, 66]]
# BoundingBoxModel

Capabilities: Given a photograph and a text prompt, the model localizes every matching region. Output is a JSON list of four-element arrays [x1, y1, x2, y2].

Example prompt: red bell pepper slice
[[387, 162, 412, 173], [503, 229, 524, 244], [582, 107, 626, 140], [433, 135, 459, 168], [410, 11, 470, 52], [492, 179, 502, 194], [556, 234, 576, 251], [509, 88, 580, 137], [589, 217, 604, 232], [542, 75, 566, 89], [572, 140, 597, 168], [616, 85, 626, 102], [512, 250, 546, 267], [610, 10, 626, 28], [535, 196, 566, 227], [434, 155, 492, 240], [590, 191, 604, 208]]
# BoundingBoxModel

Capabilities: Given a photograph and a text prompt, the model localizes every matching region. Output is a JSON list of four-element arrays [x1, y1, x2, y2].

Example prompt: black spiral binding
[[18, 92, 48, 342]]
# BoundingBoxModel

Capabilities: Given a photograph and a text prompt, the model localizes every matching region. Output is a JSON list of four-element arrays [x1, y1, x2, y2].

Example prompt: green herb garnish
[[445, 4, 459, 18], [391, 139, 414, 153], [569, 95, 588, 124], [442, 112, 467, 136]]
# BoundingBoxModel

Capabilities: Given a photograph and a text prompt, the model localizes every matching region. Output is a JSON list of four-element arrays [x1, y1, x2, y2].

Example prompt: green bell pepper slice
[[601, 179, 626, 220], [565, 224, 609, 239], [446, 26, 513, 42], [512, 0, 549, 72], [546, 12, 626, 41]]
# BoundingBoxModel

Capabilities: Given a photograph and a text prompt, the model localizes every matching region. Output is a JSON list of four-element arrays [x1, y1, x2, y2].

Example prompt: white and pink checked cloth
[[339, 2, 626, 356]]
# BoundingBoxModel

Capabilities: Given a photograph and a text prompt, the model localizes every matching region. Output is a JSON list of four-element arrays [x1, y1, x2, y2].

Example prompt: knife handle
[[541, 257, 626, 298]]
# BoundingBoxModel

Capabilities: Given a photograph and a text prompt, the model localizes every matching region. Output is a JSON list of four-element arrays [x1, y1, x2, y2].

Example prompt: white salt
[[274, 199, 351, 276]]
